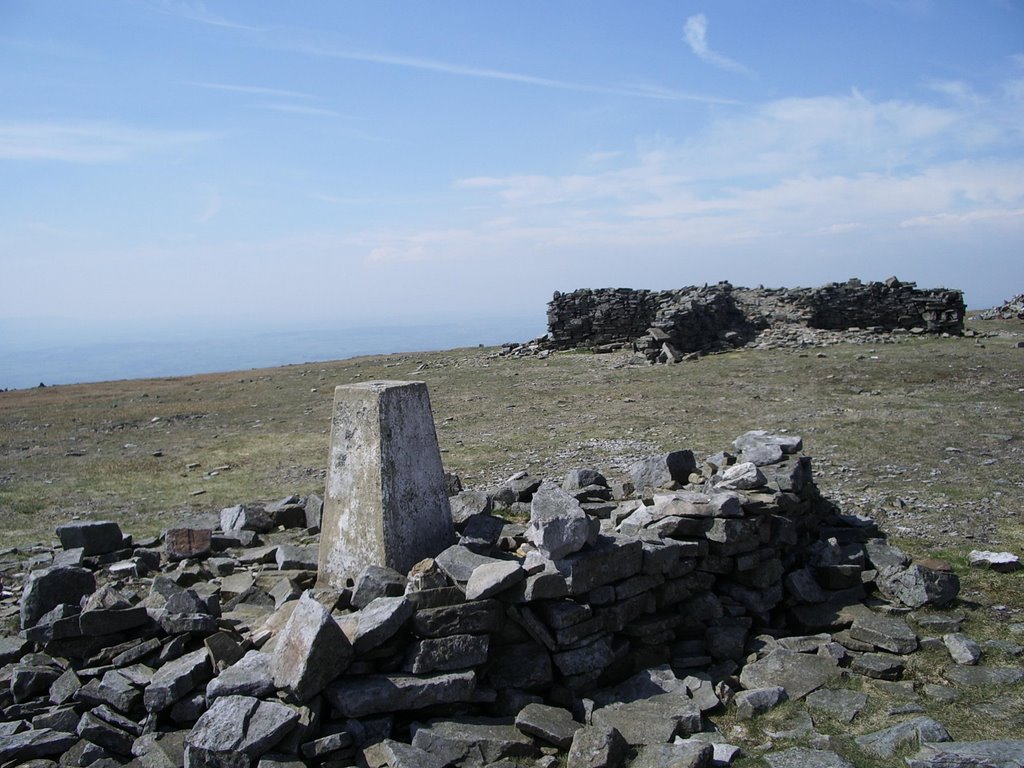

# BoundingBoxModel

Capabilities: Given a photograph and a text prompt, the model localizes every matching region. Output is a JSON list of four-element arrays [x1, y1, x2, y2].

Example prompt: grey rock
[[741, 443, 785, 466], [764, 748, 854, 768], [784, 568, 829, 604], [0, 635, 30, 664], [413, 599, 505, 638], [629, 452, 697, 490], [739, 649, 840, 700], [76, 670, 142, 714], [324, 670, 476, 718], [906, 740, 1024, 768], [49, 668, 81, 706], [185, 695, 299, 768], [11, 664, 61, 703], [527, 482, 598, 560], [0, 729, 78, 764], [208, 650, 275, 701], [274, 545, 317, 571], [879, 562, 959, 608], [219, 504, 274, 534], [554, 535, 643, 595], [484, 641, 553, 691], [855, 716, 951, 759], [133, 730, 188, 768], [944, 633, 982, 665], [734, 686, 786, 719], [405, 634, 489, 674], [411, 717, 540, 766], [566, 725, 628, 768], [449, 491, 494, 527], [563, 469, 608, 492], [591, 665, 687, 707], [144, 647, 210, 713], [20, 566, 96, 629], [434, 545, 509, 583], [351, 564, 407, 608], [553, 636, 615, 676], [345, 595, 414, 655], [851, 652, 904, 680], [299, 731, 353, 759], [362, 738, 449, 768], [733, 430, 802, 455], [514, 703, 581, 749], [271, 592, 351, 702], [591, 693, 702, 746], [805, 688, 868, 723], [921, 683, 960, 703], [77, 711, 134, 756], [303, 493, 323, 529], [630, 742, 712, 768], [56, 520, 124, 556], [715, 462, 766, 491], [944, 665, 1024, 686], [968, 550, 1022, 572], [465, 560, 525, 601], [845, 604, 918, 654]]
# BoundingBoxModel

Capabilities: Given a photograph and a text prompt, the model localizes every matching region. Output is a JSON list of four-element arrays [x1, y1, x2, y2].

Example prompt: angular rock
[[220, 505, 274, 534], [855, 716, 951, 759], [344, 595, 413, 655], [630, 742, 712, 768], [77, 711, 135, 756], [405, 634, 489, 675], [207, 650, 275, 701], [434, 545, 508, 584], [733, 430, 802, 455], [591, 693, 702, 746], [566, 725, 629, 768], [514, 703, 581, 749], [351, 564, 407, 608], [554, 535, 643, 595], [765, 748, 854, 768], [734, 686, 786, 719], [411, 717, 540, 766], [465, 561, 525, 601], [144, 647, 211, 712], [968, 550, 1021, 573], [527, 482, 598, 560], [715, 462, 766, 491], [20, 566, 96, 629], [943, 633, 982, 665], [0, 729, 78, 764], [76, 670, 142, 714], [805, 688, 868, 723], [274, 545, 317, 571], [324, 670, 476, 718], [845, 604, 918, 654], [629, 452, 697, 490], [449, 491, 494, 527], [185, 695, 299, 768], [56, 521, 124, 556], [270, 592, 351, 702], [484, 641, 553, 691], [413, 600, 505, 638], [738, 649, 839, 700], [165, 529, 213, 561], [944, 665, 1024, 686], [879, 563, 959, 608], [851, 652, 904, 680], [362, 738, 449, 768], [906, 740, 1024, 768]]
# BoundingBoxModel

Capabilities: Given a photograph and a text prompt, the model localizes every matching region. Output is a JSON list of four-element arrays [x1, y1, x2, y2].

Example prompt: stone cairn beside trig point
[[317, 380, 456, 588]]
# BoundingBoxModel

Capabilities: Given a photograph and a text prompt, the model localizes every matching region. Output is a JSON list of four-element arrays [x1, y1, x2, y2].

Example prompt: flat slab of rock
[[630, 741, 713, 768], [943, 633, 982, 665], [968, 550, 1021, 573], [465, 560, 525, 601], [0, 729, 78, 764], [734, 686, 786, 719], [944, 665, 1024, 687], [527, 482, 598, 559], [207, 650, 274, 701], [906, 740, 1024, 768], [591, 693, 701, 746], [566, 725, 629, 768], [324, 671, 476, 718], [514, 703, 581, 749], [144, 647, 211, 713], [56, 520, 123, 555], [343, 595, 414, 655], [270, 592, 351, 702], [362, 738, 449, 768], [20, 566, 96, 629], [855, 716, 951, 759], [738, 649, 840, 700], [765, 748, 854, 768], [185, 695, 299, 768], [845, 604, 918, 654], [411, 718, 540, 766], [805, 688, 868, 723]]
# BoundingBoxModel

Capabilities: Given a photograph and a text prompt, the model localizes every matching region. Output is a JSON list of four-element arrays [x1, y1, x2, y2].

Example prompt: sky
[[2, 1, 1023, 350]]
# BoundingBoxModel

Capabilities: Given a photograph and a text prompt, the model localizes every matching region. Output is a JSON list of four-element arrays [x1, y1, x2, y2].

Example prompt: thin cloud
[[186, 81, 313, 99], [145, 0, 260, 32], [287, 41, 740, 105], [0, 120, 211, 163], [683, 14, 754, 76]]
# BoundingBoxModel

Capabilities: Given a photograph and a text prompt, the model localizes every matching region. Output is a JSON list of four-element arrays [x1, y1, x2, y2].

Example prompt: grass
[[1, 315, 1023, 763]]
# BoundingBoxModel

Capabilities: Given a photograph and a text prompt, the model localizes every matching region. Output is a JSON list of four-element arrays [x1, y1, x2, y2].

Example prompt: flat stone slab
[[324, 671, 476, 718], [906, 740, 1024, 768], [566, 725, 629, 768], [805, 688, 869, 723], [845, 604, 918, 654], [207, 650, 274, 701], [944, 665, 1024, 687], [271, 592, 351, 702], [0, 729, 79, 764], [411, 718, 540, 766], [465, 560, 525, 601], [144, 647, 211, 712], [591, 693, 702, 746], [514, 703, 581, 749], [185, 695, 299, 768], [630, 742, 713, 768], [765, 748, 854, 768], [362, 738, 449, 768], [855, 716, 951, 759], [739, 649, 840, 700], [56, 520, 123, 555], [944, 633, 982, 665], [969, 550, 1022, 572]]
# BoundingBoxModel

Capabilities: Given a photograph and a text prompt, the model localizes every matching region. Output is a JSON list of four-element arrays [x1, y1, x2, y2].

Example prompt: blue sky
[[2, 0, 1023, 346]]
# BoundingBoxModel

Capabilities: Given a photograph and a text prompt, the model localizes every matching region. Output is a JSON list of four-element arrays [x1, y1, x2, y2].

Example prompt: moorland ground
[[1, 315, 1023, 762]]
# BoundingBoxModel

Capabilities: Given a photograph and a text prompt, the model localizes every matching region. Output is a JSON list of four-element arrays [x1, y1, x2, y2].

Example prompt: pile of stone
[[974, 293, 1024, 321], [527, 277, 966, 363], [5, 431, 1020, 767]]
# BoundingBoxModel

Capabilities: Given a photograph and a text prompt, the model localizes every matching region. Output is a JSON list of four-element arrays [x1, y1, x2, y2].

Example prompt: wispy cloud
[[186, 81, 313, 99], [285, 41, 740, 105], [145, 0, 260, 32], [683, 14, 754, 76], [0, 120, 211, 163]]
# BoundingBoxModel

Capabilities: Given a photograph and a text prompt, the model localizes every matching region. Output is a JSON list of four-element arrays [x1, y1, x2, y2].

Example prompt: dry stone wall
[[1, 431, 987, 768], [545, 278, 965, 361]]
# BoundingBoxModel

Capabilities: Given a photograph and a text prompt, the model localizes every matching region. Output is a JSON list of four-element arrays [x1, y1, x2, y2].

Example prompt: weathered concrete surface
[[319, 381, 455, 588]]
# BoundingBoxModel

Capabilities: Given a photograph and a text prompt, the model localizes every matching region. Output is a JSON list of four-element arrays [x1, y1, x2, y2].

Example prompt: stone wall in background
[[544, 278, 966, 361]]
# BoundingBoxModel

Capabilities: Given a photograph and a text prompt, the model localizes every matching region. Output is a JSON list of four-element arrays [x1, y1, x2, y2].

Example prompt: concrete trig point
[[318, 381, 455, 588]]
